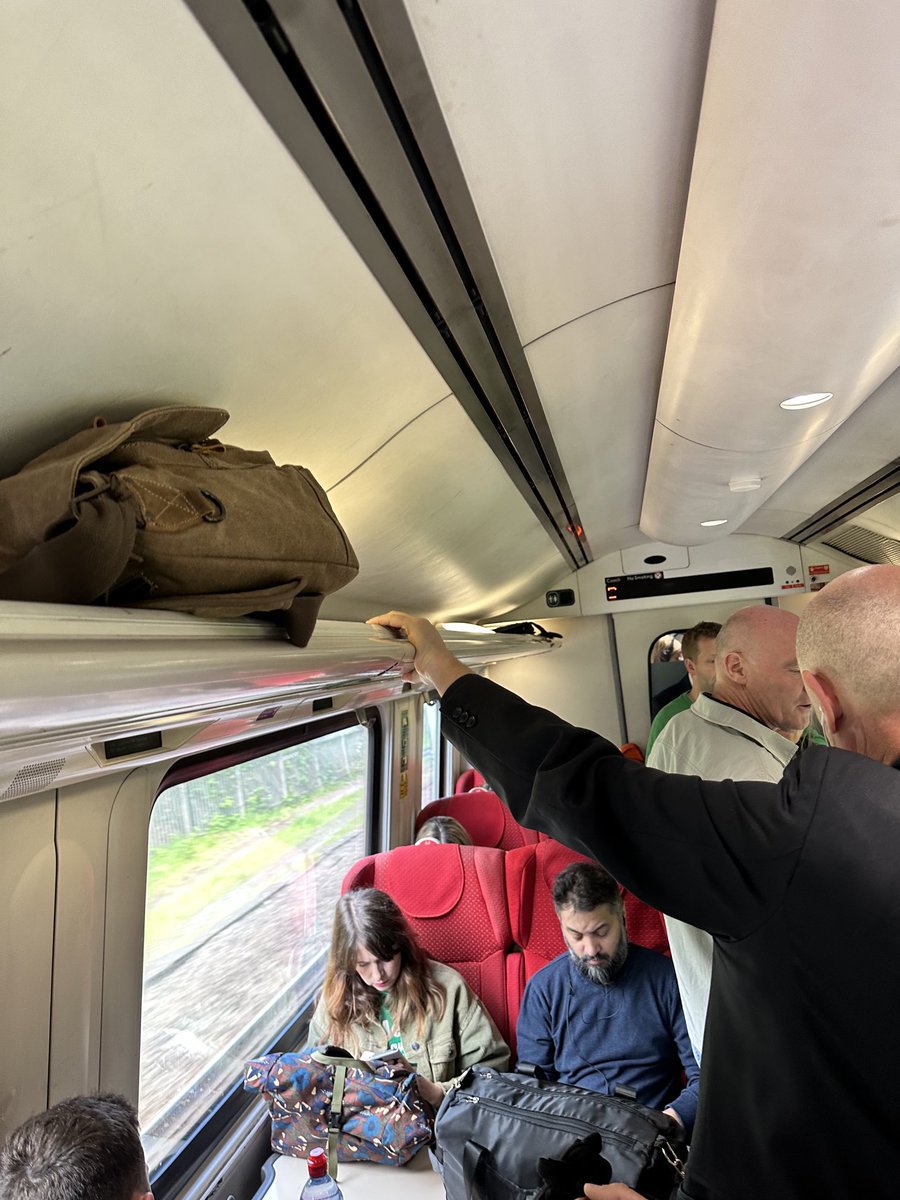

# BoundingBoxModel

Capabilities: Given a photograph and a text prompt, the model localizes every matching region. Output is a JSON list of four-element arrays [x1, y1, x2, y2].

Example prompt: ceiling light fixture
[[700, 519, 728, 527], [780, 392, 833, 410], [729, 477, 762, 493], [440, 622, 491, 635]]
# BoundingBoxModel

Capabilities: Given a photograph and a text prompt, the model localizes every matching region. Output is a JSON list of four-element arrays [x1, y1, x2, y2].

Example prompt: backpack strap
[[327, 1063, 348, 1181], [284, 593, 324, 648], [462, 1142, 498, 1200], [310, 1048, 372, 1182], [0, 490, 137, 604]]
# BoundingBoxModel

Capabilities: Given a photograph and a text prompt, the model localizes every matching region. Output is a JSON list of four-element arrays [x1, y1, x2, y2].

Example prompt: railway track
[[140, 818, 364, 1164]]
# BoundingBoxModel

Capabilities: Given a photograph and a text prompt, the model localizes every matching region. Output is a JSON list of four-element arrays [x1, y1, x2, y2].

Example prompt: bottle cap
[[307, 1147, 327, 1178]]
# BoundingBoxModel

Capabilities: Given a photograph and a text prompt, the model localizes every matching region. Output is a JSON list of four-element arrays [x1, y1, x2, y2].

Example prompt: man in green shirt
[[645, 621, 720, 756]]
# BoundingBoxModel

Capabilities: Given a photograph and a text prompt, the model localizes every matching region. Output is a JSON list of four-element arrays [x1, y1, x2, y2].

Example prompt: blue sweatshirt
[[516, 944, 700, 1134]]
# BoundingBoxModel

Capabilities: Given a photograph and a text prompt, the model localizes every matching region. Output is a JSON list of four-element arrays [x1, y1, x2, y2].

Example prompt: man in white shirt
[[646, 605, 810, 1059], [645, 620, 721, 756]]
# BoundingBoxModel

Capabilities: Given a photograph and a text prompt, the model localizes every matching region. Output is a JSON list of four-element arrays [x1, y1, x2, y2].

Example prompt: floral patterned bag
[[244, 1047, 434, 1178]]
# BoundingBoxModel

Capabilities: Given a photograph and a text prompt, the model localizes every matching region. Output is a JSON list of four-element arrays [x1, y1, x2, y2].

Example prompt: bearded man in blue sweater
[[516, 862, 700, 1137]]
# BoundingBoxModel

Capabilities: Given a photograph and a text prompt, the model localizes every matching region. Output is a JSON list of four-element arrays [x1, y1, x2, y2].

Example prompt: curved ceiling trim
[[640, 0, 900, 546]]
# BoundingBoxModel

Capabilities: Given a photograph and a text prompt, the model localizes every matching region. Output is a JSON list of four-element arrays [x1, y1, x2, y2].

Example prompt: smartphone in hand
[[362, 1048, 409, 1067]]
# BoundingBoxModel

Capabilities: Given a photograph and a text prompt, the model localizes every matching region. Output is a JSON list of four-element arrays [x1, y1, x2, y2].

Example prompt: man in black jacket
[[369, 564, 900, 1200]]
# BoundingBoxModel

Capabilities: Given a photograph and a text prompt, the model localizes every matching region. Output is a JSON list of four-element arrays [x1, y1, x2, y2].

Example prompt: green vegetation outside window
[[139, 725, 368, 1175]]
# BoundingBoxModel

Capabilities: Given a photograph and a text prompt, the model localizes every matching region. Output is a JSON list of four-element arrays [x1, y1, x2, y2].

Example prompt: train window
[[648, 629, 688, 719], [139, 723, 369, 1176], [421, 700, 442, 806]]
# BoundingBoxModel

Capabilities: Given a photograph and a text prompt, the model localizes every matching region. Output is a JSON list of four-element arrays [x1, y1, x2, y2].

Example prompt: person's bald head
[[797, 565, 900, 759], [712, 605, 811, 733]]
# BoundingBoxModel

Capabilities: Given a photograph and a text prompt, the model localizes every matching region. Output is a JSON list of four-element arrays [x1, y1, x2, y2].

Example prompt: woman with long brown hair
[[308, 888, 508, 1107]]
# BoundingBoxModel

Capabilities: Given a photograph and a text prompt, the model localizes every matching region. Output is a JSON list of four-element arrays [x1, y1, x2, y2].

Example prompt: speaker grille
[[823, 524, 900, 566], [0, 758, 66, 801]]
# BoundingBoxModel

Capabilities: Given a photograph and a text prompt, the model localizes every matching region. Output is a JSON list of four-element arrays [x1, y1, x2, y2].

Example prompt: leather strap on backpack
[[0, 490, 137, 605]]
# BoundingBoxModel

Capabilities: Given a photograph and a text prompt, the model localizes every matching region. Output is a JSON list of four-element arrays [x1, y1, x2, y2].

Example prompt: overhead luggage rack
[[0, 603, 556, 800]]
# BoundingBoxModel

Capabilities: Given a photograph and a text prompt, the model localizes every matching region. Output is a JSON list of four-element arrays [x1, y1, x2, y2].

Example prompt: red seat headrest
[[366, 843, 466, 918], [416, 791, 537, 850], [455, 768, 486, 792]]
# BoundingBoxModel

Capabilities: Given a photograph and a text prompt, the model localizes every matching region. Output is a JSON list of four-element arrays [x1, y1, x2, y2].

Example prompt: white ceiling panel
[[403, 0, 712, 346], [0, 0, 450, 490], [524, 288, 674, 556], [741, 365, 900, 538], [321, 399, 562, 622], [642, 0, 900, 545]]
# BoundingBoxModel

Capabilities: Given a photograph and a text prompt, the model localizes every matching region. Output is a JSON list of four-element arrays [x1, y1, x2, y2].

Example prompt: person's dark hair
[[552, 862, 623, 915], [0, 1093, 149, 1200], [681, 620, 722, 664], [319, 888, 445, 1050], [415, 816, 473, 846]]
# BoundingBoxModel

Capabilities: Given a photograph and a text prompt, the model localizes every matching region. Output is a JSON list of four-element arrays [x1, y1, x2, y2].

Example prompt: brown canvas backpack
[[0, 406, 359, 646]]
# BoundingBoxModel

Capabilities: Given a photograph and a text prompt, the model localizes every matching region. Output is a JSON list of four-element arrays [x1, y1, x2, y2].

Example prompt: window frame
[[420, 694, 444, 808], [147, 708, 380, 1197]]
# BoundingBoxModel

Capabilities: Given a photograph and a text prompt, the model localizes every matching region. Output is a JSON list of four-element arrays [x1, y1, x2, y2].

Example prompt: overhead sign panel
[[605, 567, 775, 602]]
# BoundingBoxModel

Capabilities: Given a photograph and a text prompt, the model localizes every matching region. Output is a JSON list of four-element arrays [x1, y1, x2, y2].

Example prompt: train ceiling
[[2, 0, 899, 620]]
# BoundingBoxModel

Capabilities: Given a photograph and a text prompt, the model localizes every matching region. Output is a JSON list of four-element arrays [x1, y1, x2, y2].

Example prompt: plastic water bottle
[[299, 1147, 343, 1199]]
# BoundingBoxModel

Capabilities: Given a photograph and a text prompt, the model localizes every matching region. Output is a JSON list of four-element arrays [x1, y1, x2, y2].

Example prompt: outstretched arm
[[367, 611, 472, 694], [371, 612, 813, 941]]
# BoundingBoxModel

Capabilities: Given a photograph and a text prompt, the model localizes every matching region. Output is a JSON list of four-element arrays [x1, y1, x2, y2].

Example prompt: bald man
[[370, 567, 900, 1200], [645, 605, 810, 1057], [649, 606, 810, 774]]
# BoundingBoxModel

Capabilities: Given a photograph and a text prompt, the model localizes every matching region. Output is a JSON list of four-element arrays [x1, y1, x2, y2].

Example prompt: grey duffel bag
[[432, 1065, 686, 1200]]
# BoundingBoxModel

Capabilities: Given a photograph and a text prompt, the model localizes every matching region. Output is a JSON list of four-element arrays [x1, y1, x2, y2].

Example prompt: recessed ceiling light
[[729, 476, 762, 493], [440, 622, 491, 634], [700, 519, 728, 527], [780, 392, 833, 410]]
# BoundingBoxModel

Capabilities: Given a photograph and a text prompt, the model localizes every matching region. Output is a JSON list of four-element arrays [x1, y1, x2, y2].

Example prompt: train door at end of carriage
[[647, 630, 689, 721]]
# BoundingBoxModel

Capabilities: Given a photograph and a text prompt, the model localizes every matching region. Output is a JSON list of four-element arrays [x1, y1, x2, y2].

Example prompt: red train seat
[[415, 790, 540, 851], [342, 843, 517, 1050], [506, 839, 594, 979], [455, 768, 486, 792], [620, 742, 645, 763], [533, 835, 669, 956], [505, 837, 670, 1032], [624, 893, 670, 957]]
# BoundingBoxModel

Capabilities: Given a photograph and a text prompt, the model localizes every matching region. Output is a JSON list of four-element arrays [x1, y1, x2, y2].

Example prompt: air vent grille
[[0, 757, 66, 801], [822, 524, 900, 566]]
